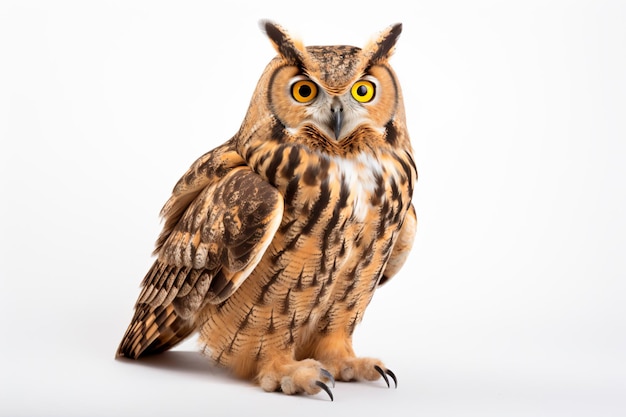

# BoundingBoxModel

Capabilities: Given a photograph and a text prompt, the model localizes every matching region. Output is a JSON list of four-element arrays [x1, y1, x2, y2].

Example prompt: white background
[[1, 1, 625, 416]]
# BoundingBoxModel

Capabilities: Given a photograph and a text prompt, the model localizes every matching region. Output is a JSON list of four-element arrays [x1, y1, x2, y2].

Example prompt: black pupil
[[357, 85, 368, 96], [299, 84, 312, 97]]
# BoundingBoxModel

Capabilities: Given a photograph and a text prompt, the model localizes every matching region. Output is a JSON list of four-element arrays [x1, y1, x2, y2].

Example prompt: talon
[[315, 380, 334, 401], [385, 368, 398, 388], [320, 368, 335, 388], [374, 365, 390, 388]]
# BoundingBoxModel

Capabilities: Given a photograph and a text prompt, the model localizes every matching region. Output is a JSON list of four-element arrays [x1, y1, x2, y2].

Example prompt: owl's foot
[[324, 357, 398, 388], [257, 358, 335, 400]]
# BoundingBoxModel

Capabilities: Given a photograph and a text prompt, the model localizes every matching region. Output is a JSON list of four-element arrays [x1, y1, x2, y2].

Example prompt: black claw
[[320, 368, 336, 387], [315, 380, 334, 401], [385, 368, 398, 388], [374, 365, 390, 388]]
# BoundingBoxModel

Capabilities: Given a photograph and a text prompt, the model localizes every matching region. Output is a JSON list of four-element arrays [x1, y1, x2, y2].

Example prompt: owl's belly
[[197, 201, 396, 374]]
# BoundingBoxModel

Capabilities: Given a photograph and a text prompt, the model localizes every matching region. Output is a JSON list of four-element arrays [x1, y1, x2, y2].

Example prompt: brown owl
[[117, 21, 417, 401]]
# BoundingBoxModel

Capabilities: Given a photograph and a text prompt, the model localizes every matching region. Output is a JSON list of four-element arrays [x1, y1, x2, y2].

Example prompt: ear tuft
[[259, 20, 306, 66], [364, 23, 403, 66]]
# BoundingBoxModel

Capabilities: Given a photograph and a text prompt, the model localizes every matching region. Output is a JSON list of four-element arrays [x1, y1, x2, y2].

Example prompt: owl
[[117, 21, 417, 401]]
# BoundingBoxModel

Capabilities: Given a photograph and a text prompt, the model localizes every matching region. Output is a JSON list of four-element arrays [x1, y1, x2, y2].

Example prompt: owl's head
[[240, 21, 408, 156]]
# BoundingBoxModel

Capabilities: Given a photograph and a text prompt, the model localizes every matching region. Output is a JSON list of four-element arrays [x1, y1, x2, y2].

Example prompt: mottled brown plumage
[[117, 21, 417, 400]]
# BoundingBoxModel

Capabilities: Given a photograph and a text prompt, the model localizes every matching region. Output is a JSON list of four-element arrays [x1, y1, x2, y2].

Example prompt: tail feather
[[117, 303, 196, 359]]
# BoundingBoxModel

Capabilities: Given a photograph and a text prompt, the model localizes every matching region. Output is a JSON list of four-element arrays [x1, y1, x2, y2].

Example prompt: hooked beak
[[330, 101, 343, 140]]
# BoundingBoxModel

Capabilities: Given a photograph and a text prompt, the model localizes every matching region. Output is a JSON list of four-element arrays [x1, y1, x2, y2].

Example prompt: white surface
[[1, 1, 625, 416]]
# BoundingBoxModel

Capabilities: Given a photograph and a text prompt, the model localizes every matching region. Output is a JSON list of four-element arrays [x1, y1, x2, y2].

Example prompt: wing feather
[[146, 141, 284, 310], [118, 141, 284, 358], [379, 203, 416, 286]]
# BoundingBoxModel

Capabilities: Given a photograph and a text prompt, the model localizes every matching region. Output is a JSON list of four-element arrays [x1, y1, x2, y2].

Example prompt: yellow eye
[[291, 80, 318, 103], [351, 80, 375, 103]]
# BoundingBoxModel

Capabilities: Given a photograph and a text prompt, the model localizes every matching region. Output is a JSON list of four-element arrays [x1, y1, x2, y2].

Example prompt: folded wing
[[117, 142, 284, 358]]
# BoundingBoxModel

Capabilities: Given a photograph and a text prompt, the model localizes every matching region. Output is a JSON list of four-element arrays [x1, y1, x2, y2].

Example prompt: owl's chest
[[281, 152, 388, 225], [325, 155, 382, 222], [268, 151, 407, 278], [252, 149, 410, 323]]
